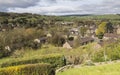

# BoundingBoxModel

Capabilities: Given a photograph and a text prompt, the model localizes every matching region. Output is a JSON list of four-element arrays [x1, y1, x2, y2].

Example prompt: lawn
[[57, 63, 120, 75]]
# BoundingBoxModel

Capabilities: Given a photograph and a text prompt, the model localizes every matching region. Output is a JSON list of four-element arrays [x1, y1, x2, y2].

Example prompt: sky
[[0, 0, 120, 15]]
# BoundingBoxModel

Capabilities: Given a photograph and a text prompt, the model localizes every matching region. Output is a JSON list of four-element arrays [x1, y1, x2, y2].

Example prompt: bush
[[66, 56, 84, 65], [83, 60, 95, 66], [0, 28, 45, 58], [0, 63, 55, 75], [1, 54, 66, 68], [92, 43, 120, 62], [68, 37, 74, 41], [11, 50, 24, 58], [92, 50, 105, 62], [51, 33, 65, 47]]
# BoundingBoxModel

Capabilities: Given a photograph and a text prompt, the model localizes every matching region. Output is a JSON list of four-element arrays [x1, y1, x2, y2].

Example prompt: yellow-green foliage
[[0, 63, 55, 75], [95, 22, 107, 35], [1, 54, 66, 68], [98, 22, 107, 33], [95, 22, 107, 39], [57, 63, 120, 75]]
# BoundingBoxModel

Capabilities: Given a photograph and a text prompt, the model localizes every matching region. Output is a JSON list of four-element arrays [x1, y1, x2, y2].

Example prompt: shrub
[[83, 60, 95, 66], [51, 33, 65, 47], [68, 37, 74, 41], [0, 63, 55, 75], [11, 50, 24, 58], [66, 56, 84, 65], [1, 54, 66, 68], [92, 43, 120, 62], [92, 50, 105, 62], [0, 28, 45, 58]]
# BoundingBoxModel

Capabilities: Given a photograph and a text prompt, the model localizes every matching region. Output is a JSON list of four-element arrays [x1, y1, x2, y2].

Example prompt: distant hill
[[60, 14, 94, 17]]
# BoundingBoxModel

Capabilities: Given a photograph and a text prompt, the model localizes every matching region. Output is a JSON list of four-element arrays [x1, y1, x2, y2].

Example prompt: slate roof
[[104, 33, 120, 38], [98, 39, 117, 46], [80, 37, 94, 44]]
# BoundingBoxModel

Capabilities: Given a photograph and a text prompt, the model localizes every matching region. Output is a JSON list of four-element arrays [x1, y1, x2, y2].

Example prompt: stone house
[[103, 33, 120, 40], [80, 37, 94, 45], [39, 37, 47, 44], [69, 28, 79, 35], [63, 42, 72, 49], [98, 38, 117, 46], [117, 27, 120, 34], [87, 26, 97, 34]]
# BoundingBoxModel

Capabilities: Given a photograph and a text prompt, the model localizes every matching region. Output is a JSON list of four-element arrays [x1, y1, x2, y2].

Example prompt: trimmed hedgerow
[[0, 63, 55, 75], [1, 54, 66, 68]]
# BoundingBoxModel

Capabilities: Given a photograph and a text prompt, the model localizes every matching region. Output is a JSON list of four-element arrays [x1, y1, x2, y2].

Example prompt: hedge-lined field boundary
[[1, 54, 66, 68], [0, 63, 55, 75]]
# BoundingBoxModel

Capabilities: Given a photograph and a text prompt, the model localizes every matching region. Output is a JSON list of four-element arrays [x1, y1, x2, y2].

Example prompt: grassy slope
[[0, 43, 97, 65], [57, 63, 120, 75], [0, 45, 62, 64]]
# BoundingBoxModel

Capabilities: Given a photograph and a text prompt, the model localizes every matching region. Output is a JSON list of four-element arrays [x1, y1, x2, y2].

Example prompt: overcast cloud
[[0, 0, 119, 15]]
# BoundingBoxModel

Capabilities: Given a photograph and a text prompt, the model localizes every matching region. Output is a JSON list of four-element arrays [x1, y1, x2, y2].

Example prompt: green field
[[57, 63, 120, 75], [0, 43, 96, 65]]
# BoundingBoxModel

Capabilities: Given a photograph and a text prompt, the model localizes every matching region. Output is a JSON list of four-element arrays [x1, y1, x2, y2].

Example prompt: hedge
[[1, 54, 66, 68], [0, 63, 55, 75]]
